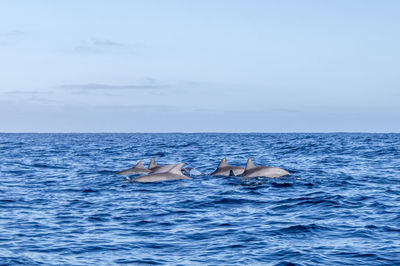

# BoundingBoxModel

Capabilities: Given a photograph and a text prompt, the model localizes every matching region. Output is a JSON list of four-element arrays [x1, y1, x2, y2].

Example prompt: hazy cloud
[[4, 30, 24, 36], [3, 90, 52, 95], [92, 39, 122, 47], [73, 38, 126, 54], [0, 30, 24, 45], [73, 45, 102, 54], [95, 104, 177, 112], [60, 81, 168, 91]]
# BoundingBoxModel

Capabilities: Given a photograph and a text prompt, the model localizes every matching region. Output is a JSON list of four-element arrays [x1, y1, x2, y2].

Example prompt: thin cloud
[[92, 39, 122, 47], [4, 30, 24, 36], [95, 104, 177, 112], [0, 30, 24, 45], [73, 45, 102, 54], [73, 38, 125, 54], [3, 90, 52, 95], [60, 82, 168, 91]]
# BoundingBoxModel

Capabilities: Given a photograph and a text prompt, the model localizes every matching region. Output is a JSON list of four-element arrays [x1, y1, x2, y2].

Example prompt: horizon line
[[0, 131, 399, 134]]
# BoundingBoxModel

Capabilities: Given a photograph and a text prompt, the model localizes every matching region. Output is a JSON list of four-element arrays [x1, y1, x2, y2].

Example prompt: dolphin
[[133, 163, 191, 183], [148, 157, 192, 174], [241, 157, 290, 178], [211, 157, 245, 176], [148, 157, 178, 173], [117, 160, 151, 175]]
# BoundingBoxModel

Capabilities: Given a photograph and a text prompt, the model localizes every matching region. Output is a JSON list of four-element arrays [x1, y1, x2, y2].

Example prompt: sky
[[0, 0, 399, 132]]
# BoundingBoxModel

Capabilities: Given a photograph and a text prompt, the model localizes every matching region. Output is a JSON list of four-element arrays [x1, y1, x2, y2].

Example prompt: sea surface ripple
[[0, 133, 400, 265]]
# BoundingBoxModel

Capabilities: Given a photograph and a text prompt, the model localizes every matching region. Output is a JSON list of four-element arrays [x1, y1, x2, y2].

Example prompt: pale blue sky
[[1, 0, 399, 132]]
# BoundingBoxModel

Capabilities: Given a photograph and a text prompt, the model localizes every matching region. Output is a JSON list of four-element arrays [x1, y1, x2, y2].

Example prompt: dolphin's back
[[242, 157, 290, 178], [150, 164, 177, 173], [117, 168, 151, 175], [211, 157, 244, 176], [211, 166, 244, 176], [134, 173, 191, 183], [134, 163, 191, 183], [117, 159, 151, 175], [242, 166, 290, 178]]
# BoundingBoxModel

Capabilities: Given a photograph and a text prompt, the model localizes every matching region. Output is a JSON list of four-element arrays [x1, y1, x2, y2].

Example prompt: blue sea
[[0, 133, 399, 265]]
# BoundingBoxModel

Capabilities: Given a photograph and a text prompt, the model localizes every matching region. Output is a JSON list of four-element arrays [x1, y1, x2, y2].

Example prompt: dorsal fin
[[245, 157, 256, 171], [218, 157, 228, 168], [229, 169, 235, 176], [148, 158, 157, 169], [168, 163, 184, 175], [134, 160, 144, 168]]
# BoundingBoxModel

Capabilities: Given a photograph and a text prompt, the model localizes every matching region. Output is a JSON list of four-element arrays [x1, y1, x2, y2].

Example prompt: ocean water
[[0, 133, 399, 265]]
